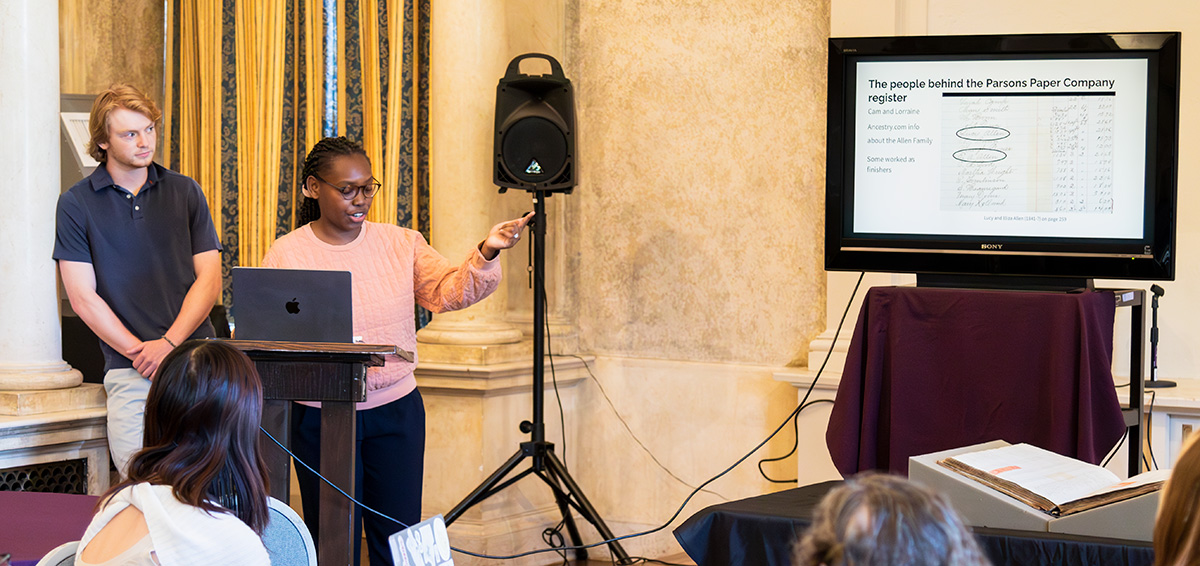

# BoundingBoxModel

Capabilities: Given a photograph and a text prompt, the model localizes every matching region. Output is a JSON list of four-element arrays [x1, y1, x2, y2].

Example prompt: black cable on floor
[[758, 398, 836, 483]]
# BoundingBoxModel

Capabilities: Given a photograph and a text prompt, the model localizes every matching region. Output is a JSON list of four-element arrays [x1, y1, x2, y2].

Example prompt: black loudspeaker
[[494, 53, 575, 193]]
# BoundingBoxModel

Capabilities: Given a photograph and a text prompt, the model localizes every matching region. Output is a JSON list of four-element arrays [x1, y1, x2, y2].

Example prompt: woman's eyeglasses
[[311, 174, 381, 200]]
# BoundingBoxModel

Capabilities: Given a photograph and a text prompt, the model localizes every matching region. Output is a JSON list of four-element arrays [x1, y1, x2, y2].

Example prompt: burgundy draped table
[[0, 491, 98, 566], [826, 286, 1128, 476]]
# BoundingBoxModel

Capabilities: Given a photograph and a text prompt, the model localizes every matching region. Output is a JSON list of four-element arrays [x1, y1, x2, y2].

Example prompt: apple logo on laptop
[[285, 298, 300, 314]]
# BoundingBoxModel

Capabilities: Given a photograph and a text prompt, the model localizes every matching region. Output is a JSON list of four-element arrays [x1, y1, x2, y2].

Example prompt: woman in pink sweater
[[262, 136, 530, 565]]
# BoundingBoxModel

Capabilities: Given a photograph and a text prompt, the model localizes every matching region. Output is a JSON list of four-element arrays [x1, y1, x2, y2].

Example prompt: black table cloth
[[673, 482, 1153, 566]]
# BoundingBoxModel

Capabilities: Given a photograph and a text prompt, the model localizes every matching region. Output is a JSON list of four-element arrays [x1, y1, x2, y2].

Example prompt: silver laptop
[[231, 267, 353, 343]]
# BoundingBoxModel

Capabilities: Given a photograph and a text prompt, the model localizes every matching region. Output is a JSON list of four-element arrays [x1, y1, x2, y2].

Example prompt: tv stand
[[827, 285, 1143, 478], [916, 273, 1094, 293]]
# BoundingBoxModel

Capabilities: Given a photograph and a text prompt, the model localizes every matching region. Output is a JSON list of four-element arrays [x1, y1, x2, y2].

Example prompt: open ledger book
[[937, 442, 1170, 517]]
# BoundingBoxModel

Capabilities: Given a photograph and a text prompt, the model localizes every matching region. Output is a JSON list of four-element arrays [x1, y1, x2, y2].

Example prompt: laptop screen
[[230, 267, 353, 343]]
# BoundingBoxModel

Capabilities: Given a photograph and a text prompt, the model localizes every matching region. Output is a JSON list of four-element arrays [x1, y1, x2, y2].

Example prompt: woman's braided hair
[[296, 136, 371, 226]]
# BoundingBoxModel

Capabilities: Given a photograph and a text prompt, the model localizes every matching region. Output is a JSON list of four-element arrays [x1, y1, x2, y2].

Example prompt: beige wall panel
[[566, 0, 829, 365], [568, 357, 805, 556]]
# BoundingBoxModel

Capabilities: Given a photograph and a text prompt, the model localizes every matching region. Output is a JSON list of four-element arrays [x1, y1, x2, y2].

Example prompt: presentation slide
[[850, 57, 1148, 240]]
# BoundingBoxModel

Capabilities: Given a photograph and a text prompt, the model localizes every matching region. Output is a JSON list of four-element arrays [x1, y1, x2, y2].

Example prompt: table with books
[[935, 441, 1167, 519]]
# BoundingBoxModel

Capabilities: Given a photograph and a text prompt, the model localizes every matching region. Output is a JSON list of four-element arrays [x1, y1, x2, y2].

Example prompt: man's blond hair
[[87, 84, 162, 163]]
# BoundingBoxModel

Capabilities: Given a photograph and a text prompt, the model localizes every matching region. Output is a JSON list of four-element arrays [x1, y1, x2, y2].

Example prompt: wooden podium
[[226, 340, 410, 566]]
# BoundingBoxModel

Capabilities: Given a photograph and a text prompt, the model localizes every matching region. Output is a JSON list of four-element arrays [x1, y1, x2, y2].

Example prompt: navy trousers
[[291, 390, 426, 566]]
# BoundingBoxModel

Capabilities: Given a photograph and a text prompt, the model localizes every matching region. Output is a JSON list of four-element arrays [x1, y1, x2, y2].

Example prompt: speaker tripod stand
[[443, 194, 631, 564]]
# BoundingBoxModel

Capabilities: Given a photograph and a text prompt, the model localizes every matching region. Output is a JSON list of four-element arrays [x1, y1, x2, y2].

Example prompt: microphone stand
[[1146, 284, 1176, 388]]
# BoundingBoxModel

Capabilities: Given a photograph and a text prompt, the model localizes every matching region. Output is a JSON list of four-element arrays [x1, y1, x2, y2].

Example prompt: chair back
[[35, 541, 79, 566], [262, 497, 317, 566]]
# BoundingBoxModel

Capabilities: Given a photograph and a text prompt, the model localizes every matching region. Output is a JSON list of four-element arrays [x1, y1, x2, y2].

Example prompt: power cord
[[261, 360, 831, 562], [1147, 390, 1159, 470], [1100, 429, 1126, 469], [522, 226, 570, 469], [619, 557, 693, 566], [261, 428, 410, 530], [756, 273, 865, 483], [563, 353, 728, 501], [758, 399, 835, 483], [263, 272, 866, 562], [532, 252, 574, 559], [542, 517, 570, 566], [265, 426, 650, 561], [545, 293, 568, 468]]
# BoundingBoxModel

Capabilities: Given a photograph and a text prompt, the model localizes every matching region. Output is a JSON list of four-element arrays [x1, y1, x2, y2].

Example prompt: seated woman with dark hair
[[1154, 435, 1200, 566], [794, 473, 992, 566], [76, 340, 271, 566]]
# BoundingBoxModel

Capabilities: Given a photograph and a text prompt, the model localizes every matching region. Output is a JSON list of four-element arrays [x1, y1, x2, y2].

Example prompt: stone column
[[0, 0, 83, 396], [418, 0, 526, 359]]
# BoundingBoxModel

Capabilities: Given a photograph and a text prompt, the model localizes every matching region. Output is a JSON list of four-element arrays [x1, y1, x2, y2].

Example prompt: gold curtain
[[166, 0, 430, 304], [234, 1, 288, 268], [341, 0, 418, 226], [165, 0, 224, 239]]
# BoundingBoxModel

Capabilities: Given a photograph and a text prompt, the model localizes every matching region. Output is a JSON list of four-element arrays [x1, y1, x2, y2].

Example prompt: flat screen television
[[825, 32, 1180, 287]]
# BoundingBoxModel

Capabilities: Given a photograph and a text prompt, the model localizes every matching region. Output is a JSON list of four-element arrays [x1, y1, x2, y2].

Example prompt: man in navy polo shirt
[[53, 84, 222, 475]]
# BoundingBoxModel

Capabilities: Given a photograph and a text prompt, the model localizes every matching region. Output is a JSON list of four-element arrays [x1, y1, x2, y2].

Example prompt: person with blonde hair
[[1154, 435, 1200, 566], [54, 84, 221, 475], [794, 473, 992, 566]]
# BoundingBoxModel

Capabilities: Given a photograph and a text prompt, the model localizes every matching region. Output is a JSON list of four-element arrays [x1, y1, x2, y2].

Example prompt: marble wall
[[454, 0, 830, 558], [55, 0, 830, 364], [566, 1, 828, 366], [48, 0, 832, 559], [548, 0, 830, 556]]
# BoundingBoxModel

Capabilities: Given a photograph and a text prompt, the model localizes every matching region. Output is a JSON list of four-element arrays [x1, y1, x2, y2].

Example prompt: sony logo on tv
[[981, 244, 1003, 250]]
